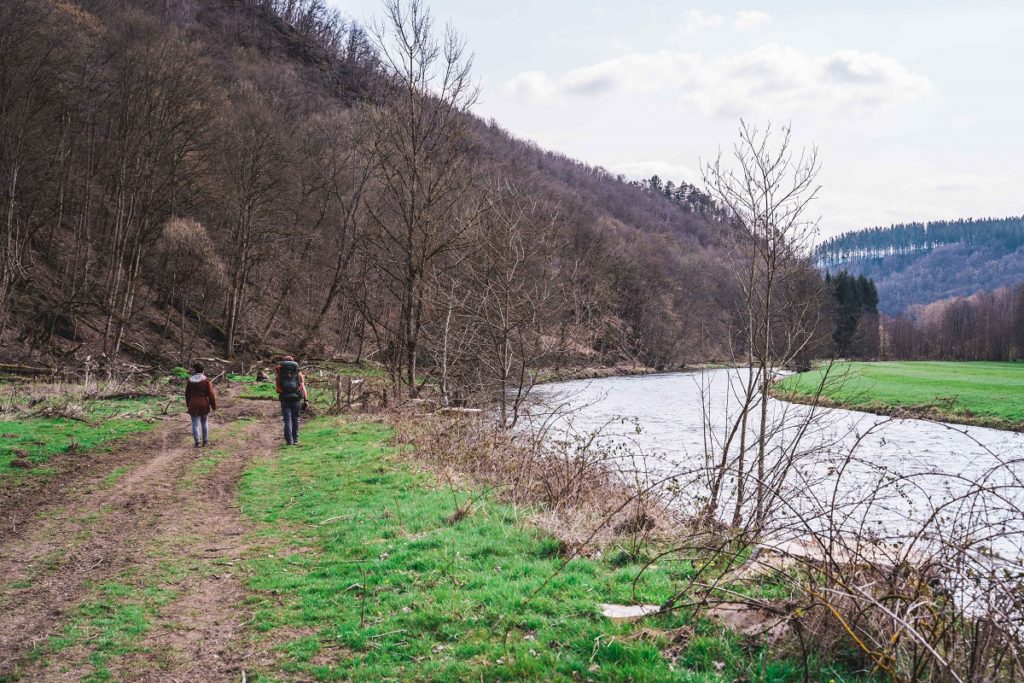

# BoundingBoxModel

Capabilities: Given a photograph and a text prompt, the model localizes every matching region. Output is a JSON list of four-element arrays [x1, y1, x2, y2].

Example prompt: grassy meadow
[[236, 418, 855, 682], [774, 361, 1024, 429], [0, 392, 164, 485]]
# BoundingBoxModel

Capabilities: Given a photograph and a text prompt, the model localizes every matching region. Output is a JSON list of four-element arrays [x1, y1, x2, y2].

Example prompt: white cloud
[[734, 10, 771, 31], [502, 70, 557, 102], [922, 172, 1010, 193], [677, 9, 724, 35], [560, 51, 700, 96], [676, 10, 770, 36], [503, 44, 932, 116]]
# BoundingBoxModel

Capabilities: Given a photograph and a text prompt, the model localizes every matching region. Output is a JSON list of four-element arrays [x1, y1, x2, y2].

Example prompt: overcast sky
[[332, 0, 1023, 237]]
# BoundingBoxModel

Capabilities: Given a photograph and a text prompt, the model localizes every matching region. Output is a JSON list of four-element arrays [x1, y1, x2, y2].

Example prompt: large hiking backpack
[[278, 360, 301, 401]]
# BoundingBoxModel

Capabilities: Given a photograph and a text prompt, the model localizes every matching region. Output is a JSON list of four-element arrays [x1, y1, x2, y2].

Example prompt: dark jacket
[[275, 362, 307, 402], [185, 373, 217, 416]]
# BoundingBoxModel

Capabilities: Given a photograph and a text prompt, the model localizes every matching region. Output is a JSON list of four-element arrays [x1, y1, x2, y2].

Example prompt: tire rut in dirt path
[[105, 406, 283, 682], [0, 397, 280, 680], [1, 425, 169, 542]]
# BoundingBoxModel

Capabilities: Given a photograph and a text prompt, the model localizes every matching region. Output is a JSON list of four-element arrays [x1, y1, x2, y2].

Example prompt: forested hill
[[0, 0, 739, 375], [815, 217, 1024, 314]]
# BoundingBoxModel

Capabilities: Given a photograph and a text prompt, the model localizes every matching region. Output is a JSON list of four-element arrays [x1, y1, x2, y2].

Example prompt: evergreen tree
[[830, 270, 879, 357]]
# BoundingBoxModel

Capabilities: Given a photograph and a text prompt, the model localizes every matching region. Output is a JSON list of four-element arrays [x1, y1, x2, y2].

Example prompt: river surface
[[529, 369, 1024, 566]]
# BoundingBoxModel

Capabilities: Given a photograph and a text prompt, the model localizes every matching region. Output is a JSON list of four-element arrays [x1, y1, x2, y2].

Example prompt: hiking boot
[[293, 439, 300, 446], [202, 440, 209, 447], [194, 441, 200, 448]]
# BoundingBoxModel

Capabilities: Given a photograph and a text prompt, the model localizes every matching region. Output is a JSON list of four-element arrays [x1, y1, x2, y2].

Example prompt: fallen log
[[85, 391, 165, 401], [437, 407, 482, 416], [0, 363, 57, 377]]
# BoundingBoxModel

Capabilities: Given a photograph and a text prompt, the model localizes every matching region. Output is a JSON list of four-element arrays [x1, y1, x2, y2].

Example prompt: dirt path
[[0, 396, 281, 681]]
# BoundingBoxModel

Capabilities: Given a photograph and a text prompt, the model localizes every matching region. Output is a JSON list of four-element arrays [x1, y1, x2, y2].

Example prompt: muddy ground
[[0, 394, 283, 681]]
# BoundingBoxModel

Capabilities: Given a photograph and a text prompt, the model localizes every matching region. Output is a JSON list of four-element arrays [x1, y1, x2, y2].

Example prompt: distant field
[[774, 361, 1024, 430]]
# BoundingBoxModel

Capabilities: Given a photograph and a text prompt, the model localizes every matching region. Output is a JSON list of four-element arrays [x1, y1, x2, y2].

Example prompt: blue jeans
[[191, 414, 208, 445], [281, 399, 302, 444]]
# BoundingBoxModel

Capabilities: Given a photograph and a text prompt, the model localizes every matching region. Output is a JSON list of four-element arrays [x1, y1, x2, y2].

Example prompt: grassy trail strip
[[1, 392, 842, 682], [0, 396, 273, 681], [775, 361, 1024, 431]]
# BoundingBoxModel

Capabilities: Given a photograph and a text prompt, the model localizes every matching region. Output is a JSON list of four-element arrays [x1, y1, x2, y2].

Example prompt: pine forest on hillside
[[816, 216, 1024, 314], [814, 217, 1024, 362]]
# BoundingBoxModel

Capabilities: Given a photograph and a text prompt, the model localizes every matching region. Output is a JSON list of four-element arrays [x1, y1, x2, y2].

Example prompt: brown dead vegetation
[[392, 411, 692, 559]]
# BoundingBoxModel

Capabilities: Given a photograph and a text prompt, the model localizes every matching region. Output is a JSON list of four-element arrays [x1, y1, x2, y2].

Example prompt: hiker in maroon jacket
[[185, 362, 217, 448]]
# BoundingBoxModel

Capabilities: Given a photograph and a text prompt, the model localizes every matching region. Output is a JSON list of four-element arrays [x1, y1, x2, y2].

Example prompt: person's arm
[[185, 381, 192, 406], [208, 380, 217, 411], [299, 373, 308, 402], [274, 365, 282, 396]]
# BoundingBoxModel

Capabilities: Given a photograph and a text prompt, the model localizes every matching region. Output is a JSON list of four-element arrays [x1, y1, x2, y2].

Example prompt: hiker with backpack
[[275, 355, 307, 446], [185, 362, 217, 448]]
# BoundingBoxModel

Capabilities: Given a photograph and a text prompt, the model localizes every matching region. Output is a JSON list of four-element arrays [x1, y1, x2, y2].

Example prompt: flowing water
[[529, 369, 1024, 566]]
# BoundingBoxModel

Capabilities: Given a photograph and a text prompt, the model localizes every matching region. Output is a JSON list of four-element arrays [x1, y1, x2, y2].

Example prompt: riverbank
[[2, 379, 865, 681], [536, 362, 738, 385], [773, 360, 1024, 432]]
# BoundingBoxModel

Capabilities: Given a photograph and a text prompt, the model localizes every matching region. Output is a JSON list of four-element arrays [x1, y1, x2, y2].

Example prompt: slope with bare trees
[[0, 0, 812, 409]]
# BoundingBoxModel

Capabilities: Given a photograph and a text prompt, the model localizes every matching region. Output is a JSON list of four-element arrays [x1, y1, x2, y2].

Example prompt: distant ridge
[[814, 216, 1024, 314]]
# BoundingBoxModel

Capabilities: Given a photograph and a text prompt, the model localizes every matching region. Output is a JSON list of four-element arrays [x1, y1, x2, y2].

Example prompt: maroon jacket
[[185, 374, 217, 416]]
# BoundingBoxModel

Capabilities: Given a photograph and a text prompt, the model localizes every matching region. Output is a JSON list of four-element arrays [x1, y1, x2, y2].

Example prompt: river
[[529, 369, 1024, 568]]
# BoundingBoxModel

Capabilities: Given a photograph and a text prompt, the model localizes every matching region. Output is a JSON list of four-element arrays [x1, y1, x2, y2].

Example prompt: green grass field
[[0, 395, 163, 485], [236, 418, 859, 682], [228, 372, 343, 405], [775, 361, 1024, 429]]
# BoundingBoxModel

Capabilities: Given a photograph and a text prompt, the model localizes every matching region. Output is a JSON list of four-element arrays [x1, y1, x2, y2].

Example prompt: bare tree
[[295, 108, 376, 351], [0, 0, 96, 337], [701, 121, 830, 531], [91, 17, 212, 358], [215, 79, 295, 358], [425, 179, 567, 426], [360, 0, 479, 395], [150, 217, 227, 363]]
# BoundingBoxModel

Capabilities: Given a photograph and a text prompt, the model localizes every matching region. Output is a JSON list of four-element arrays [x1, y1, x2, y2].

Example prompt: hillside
[[815, 217, 1024, 314], [0, 0, 739, 380]]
